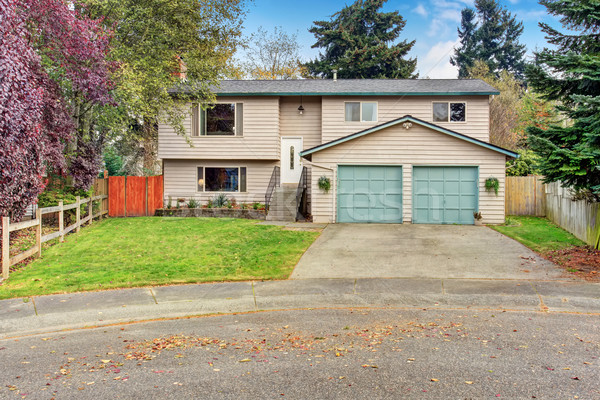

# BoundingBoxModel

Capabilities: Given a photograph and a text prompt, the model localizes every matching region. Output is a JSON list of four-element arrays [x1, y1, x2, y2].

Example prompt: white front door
[[281, 137, 303, 184]]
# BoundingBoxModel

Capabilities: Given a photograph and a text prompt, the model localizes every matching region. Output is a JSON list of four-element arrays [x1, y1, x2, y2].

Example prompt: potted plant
[[485, 177, 499, 196], [318, 176, 331, 193], [473, 211, 483, 226]]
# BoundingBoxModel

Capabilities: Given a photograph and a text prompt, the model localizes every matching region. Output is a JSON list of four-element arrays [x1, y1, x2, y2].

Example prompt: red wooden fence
[[108, 176, 163, 217]]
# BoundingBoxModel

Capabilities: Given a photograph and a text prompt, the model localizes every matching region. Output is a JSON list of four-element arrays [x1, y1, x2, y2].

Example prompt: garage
[[413, 166, 478, 224], [337, 165, 402, 223]]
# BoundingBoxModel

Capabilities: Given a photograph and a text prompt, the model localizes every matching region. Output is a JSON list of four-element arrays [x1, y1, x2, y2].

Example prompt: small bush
[[167, 196, 172, 209], [211, 193, 229, 208], [187, 198, 199, 209]]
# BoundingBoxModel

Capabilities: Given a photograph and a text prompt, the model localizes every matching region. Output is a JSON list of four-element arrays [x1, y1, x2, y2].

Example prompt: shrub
[[211, 193, 229, 208], [187, 198, 199, 209]]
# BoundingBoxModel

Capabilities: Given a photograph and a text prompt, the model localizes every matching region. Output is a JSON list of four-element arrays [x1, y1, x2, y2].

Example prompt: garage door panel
[[413, 167, 478, 224], [337, 166, 402, 223]]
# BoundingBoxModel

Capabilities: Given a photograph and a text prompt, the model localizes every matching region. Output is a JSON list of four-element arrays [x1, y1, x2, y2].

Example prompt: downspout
[[302, 159, 336, 223]]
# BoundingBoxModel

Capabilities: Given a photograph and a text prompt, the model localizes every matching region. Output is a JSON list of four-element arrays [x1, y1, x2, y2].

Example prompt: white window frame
[[432, 101, 467, 123], [344, 101, 378, 123], [191, 102, 242, 137], [196, 166, 247, 193]]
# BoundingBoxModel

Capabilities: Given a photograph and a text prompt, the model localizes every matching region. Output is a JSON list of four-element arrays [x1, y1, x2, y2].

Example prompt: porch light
[[403, 122, 413, 130], [298, 96, 304, 115]]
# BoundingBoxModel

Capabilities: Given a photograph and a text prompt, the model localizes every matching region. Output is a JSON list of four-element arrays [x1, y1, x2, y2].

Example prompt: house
[[158, 79, 517, 224]]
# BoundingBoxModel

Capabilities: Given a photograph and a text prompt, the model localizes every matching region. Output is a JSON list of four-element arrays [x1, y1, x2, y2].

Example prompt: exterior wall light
[[403, 122, 413, 130]]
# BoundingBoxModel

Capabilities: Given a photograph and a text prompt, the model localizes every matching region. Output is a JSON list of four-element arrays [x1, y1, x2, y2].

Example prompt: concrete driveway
[[290, 224, 566, 280]]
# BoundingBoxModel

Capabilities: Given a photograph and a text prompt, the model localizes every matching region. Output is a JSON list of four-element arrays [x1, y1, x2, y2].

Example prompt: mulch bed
[[545, 246, 600, 282]]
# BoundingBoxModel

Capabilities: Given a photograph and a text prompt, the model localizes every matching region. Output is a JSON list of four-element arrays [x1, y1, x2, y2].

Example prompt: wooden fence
[[108, 175, 163, 217], [1, 194, 108, 279], [545, 182, 600, 249], [505, 176, 546, 216]]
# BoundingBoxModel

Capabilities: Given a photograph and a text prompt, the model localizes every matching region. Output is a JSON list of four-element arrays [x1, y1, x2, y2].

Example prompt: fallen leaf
[[239, 359, 251, 363], [431, 379, 439, 382], [465, 381, 474, 384]]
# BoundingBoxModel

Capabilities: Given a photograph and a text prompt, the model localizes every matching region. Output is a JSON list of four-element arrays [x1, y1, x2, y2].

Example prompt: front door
[[281, 137, 303, 184]]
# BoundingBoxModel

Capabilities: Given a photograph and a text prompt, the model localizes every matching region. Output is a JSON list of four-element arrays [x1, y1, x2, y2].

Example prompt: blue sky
[[241, 0, 559, 78]]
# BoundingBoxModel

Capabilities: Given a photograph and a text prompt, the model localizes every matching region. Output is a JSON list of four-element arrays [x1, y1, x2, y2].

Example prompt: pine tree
[[525, 0, 600, 196], [304, 0, 417, 79], [451, 0, 526, 79], [451, 8, 478, 78]]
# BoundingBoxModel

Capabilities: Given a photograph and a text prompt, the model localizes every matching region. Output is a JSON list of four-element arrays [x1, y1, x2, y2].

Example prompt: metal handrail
[[265, 166, 280, 210], [295, 166, 308, 220]]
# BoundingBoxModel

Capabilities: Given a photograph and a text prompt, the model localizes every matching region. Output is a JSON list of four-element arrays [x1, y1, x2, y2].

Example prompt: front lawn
[[0, 217, 320, 299], [489, 216, 585, 253], [490, 216, 600, 281]]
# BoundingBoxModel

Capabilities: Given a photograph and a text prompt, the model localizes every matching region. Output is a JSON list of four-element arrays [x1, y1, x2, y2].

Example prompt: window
[[197, 167, 247, 192], [433, 102, 466, 122], [191, 103, 243, 136], [290, 146, 295, 170], [345, 102, 377, 122]]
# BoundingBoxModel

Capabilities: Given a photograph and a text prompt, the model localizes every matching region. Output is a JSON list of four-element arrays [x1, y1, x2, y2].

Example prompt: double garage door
[[337, 165, 477, 224]]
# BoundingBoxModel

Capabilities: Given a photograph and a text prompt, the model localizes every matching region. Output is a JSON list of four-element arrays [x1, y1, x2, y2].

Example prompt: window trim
[[191, 102, 244, 137], [344, 101, 378, 123], [196, 166, 247, 193], [432, 101, 467, 123]]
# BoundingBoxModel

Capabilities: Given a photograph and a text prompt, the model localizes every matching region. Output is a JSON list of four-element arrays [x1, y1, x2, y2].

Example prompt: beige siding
[[158, 97, 280, 160], [321, 96, 490, 143], [310, 123, 506, 224], [279, 96, 322, 150], [163, 159, 278, 205]]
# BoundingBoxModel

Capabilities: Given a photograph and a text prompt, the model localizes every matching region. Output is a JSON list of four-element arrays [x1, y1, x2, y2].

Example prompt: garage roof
[[170, 79, 499, 96], [299, 115, 519, 159]]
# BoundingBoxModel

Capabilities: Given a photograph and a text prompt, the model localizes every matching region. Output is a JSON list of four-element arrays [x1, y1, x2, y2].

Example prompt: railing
[[1, 195, 108, 280], [265, 166, 280, 210], [296, 166, 308, 220]]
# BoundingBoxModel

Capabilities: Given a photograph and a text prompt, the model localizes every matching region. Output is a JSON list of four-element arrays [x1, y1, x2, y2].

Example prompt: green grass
[[489, 216, 585, 254], [0, 217, 320, 299]]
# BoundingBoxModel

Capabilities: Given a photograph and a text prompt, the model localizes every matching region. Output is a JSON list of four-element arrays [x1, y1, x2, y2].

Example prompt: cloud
[[414, 4, 428, 18], [506, 0, 519, 4], [417, 39, 460, 79]]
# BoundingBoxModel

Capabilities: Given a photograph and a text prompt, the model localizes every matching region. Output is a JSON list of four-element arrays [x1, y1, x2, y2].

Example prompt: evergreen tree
[[304, 0, 417, 79], [452, 8, 478, 78], [525, 0, 600, 196], [451, 0, 526, 79]]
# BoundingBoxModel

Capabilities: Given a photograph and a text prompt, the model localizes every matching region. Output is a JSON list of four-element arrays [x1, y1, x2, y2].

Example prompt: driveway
[[290, 224, 566, 280]]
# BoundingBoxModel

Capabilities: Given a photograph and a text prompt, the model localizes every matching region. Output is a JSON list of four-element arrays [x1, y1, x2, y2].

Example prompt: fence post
[[58, 201, 64, 242], [76, 196, 81, 233], [2, 216, 9, 280], [36, 209, 42, 258], [88, 196, 93, 225]]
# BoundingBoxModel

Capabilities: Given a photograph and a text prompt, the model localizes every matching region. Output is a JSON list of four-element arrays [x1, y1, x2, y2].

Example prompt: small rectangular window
[[206, 104, 235, 135], [345, 101, 377, 122], [433, 102, 449, 122], [191, 104, 200, 137], [345, 102, 360, 122], [433, 102, 466, 122], [361, 102, 377, 122], [197, 167, 204, 192]]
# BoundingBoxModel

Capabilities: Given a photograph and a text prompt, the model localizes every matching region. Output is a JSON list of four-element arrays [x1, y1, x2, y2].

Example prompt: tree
[[525, 0, 600, 196], [453, 8, 478, 78], [83, 0, 248, 173], [0, 0, 113, 220], [468, 60, 523, 150], [304, 0, 417, 79], [244, 26, 305, 79], [451, 0, 526, 80]]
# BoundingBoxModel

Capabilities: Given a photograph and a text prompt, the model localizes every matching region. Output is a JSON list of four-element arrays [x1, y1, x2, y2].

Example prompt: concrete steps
[[266, 186, 297, 222]]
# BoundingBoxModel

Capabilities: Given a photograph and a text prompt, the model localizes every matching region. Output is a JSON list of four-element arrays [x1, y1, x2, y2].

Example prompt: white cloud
[[507, 0, 519, 4], [414, 4, 428, 18], [418, 39, 460, 79]]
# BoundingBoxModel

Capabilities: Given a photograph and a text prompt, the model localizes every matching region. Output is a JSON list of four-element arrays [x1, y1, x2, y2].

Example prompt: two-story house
[[158, 79, 517, 225]]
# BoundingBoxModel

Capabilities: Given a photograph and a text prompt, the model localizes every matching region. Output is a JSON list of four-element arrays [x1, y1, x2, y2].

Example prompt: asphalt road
[[1, 308, 598, 399]]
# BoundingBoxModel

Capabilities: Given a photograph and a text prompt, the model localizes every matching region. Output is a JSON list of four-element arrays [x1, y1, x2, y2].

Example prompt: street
[[1, 308, 598, 399]]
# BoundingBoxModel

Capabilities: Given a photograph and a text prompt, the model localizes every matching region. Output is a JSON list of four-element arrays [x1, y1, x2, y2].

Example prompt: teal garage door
[[337, 166, 403, 223], [413, 167, 478, 224]]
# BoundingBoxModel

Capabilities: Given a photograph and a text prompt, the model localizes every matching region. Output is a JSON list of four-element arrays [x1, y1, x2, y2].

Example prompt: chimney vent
[[332, 69, 338, 82]]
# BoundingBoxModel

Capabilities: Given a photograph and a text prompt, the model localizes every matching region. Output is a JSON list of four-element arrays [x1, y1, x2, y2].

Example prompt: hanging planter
[[485, 177, 500, 196], [318, 176, 331, 193]]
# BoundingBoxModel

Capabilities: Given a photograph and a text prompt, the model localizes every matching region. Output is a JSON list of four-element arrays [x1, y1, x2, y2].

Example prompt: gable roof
[[170, 79, 499, 97], [299, 115, 519, 159]]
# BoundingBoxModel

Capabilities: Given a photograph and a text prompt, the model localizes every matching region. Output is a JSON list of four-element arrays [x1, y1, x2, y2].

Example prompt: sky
[[240, 0, 560, 78]]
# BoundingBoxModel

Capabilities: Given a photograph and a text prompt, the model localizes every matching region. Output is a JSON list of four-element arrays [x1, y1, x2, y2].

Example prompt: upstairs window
[[191, 103, 244, 136], [433, 102, 466, 122], [345, 102, 378, 122]]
